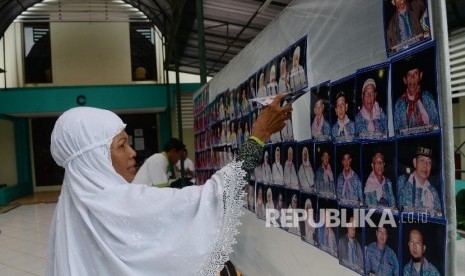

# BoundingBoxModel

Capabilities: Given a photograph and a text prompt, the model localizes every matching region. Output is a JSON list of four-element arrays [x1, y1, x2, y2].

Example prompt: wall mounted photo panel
[[396, 134, 443, 218], [288, 36, 308, 92], [338, 207, 364, 275], [297, 141, 316, 194], [316, 198, 339, 258], [283, 142, 299, 190], [400, 218, 446, 276], [256, 183, 266, 220], [391, 42, 440, 137], [300, 193, 318, 246], [364, 212, 400, 276], [311, 81, 332, 142], [335, 143, 363, 207], [383, 0, 432, 57], [355, 63, 390, 140], [315, 142, 336, 199], [271, 143, 285, 186], [361, 140, 398, 213], [330, 74, 356, 144]]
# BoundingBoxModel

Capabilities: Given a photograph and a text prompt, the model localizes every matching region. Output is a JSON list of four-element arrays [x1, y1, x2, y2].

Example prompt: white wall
[[51, 22, 132, 85]]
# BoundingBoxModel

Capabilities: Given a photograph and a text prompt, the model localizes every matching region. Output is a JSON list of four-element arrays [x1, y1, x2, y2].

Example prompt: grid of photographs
[[193, 15, 446, 274]]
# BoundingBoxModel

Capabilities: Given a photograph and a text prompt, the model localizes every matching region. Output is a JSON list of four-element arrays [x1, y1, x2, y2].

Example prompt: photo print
[[285, 189, 301, 236], [383, 0, 432, 57], [288, 36, 308, 92], [338, 207, 364, 274], [355, 63, 390, 140], [315, 142, 336, 199], [271, 143, 285, 186], [311, 81, 331, 142], [365, 212, 400, 276], [256, 183, 266, 220], [317, 198, 339, 258], [297, 141, 316, 194], [283, 142, 299, 190], [335, 143, 363, 207], [391, 42, 440, 137], [362, 140, 398, 213], [330, 74, 356, 144], [397, 134, 443, 218], [300, 193, 318, 246], [400, 218, 446, 275]]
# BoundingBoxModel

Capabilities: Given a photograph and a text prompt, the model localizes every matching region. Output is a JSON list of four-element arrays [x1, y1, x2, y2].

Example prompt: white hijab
[[47, 107, 245, 276]]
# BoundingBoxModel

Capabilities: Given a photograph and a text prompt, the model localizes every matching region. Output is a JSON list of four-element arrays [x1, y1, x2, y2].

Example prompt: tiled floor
[[0, 202, 464, 276]]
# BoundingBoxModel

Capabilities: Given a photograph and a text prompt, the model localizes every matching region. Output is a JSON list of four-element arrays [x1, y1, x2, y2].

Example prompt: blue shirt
[[332, 119, 355, 143], [355, 108, 387, 139], [365, 242, 399, 276], [364, 177, 396, 209], [316, 166, 336, 199], [394, 91, 439, 133], [397, 174, 442, 217], [337, 170, 363, 206], [317, 226, 337, 256], [403, 258, 440, 276]]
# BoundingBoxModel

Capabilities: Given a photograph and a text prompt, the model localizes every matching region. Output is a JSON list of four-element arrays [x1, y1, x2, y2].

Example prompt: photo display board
[[193, 7, 447, 272]]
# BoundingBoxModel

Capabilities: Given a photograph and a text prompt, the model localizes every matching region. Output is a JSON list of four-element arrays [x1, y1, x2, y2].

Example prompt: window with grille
[[23, 22, 52, 83], [130, 22, 157, 81]]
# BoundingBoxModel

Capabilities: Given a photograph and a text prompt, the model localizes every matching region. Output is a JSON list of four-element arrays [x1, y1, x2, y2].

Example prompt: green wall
[[0, 83, 201, 205]]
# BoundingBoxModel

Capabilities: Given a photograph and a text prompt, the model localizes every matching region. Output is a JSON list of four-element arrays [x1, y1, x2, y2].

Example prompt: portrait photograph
[[316, 198, 339, 258], [265, 59, 279, 97], [288, 36, 308, 92], [397, 134, 443, 218], [297, 141, 316, 194], [239, 80, 250, 116], [248, 74, 257, 101], [311, 80, 332, 142], [282, 142, 299, 190], [256, 67, 268, 99], [300, 193, 318, 246], [365, 212, 400, 276], [247, 180, 255, 212], [361, 140, 398, 213], [391, 42, 440, 137], [355, 63, 390, 140], [285, 190, 301, 236], [338, 207, 364, 275], [335, 143, 363, 207], [277, 51, 292, 94], [255, 183, 266, 220], [258, 145, 273, 185], [400, 219, 446, 275], [271, 143, 285, 186], [383, 0, 432, 57], [273, 186, 286, 230], [315, 142, 336, 200], [330, 74, 356, 144]]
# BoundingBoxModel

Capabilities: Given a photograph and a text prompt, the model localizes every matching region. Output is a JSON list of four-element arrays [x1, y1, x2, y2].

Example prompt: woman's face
[[275, 149, 281, 161], [111, 130, 137, 182]]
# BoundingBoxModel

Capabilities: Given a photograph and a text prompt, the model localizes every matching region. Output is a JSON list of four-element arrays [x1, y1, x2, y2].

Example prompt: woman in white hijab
[[303, 199, 316, 245], [272, 146, 284, 185], [46, 95, 292, 276], [298, 146, 315, 193], [283, 146, 299, 190], [261, 150, 273, 184], [265, 188, 275, 209]]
